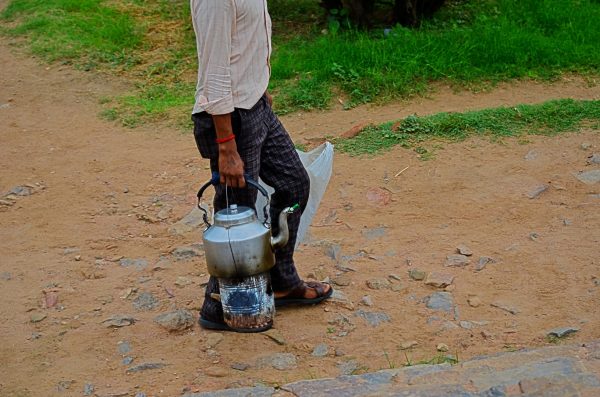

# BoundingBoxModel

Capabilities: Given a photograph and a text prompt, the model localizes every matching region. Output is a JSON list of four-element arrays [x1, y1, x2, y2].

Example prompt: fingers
[[219, 172, 246, 188]]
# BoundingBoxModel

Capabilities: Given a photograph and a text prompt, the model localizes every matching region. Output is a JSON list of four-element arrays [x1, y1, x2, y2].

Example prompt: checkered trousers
[[192, 95, 310, 320]]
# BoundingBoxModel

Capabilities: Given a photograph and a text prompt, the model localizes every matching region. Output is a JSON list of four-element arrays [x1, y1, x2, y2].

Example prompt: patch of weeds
[[383, 350, 396, 369], [295, 143, 308, 152]]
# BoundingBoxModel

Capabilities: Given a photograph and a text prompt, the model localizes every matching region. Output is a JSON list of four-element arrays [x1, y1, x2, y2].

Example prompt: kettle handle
[[196, 172, 270, 227]]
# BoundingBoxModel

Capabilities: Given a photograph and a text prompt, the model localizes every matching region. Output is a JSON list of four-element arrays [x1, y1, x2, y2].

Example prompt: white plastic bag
[[256, 142, 334, 248]]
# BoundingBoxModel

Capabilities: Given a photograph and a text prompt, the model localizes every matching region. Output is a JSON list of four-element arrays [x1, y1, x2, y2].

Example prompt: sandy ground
[[1, 35, 600, 397]]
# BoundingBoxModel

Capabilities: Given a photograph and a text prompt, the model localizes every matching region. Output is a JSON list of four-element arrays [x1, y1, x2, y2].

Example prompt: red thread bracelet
[[215, 134, 235, 144]]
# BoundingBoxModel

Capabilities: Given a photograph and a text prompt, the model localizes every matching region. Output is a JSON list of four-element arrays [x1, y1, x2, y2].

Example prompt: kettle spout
[[271, 204, 299, 250]]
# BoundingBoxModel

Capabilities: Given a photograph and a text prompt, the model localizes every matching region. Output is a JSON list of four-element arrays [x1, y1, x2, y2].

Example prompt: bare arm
[[212, 113, 245, 188]]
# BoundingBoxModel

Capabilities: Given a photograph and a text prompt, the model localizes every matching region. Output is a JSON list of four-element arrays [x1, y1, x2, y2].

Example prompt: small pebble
[[437, 343, 449, 352]]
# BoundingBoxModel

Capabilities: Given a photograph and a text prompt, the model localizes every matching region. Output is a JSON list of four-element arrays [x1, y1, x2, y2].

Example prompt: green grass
[[1, 0, 599, 126], [336, 99, 600, 156]]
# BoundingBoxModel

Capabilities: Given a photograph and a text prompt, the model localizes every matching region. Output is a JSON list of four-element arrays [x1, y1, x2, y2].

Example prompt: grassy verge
[[336, 99, 600, 156], [1, 0, 599, 127]]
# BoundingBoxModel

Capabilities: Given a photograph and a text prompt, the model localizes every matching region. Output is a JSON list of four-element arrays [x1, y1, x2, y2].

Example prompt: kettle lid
[[214, 204, 256, 227]]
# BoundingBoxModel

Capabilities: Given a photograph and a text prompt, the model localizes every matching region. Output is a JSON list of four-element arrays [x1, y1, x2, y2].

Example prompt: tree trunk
[[394, 0, 446, 27]]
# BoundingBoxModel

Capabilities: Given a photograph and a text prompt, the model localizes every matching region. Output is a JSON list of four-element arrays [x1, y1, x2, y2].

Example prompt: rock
[[43, 290, 59, 308], [231, 362, 250, 371], [456, 244, 473, 256], [475, 256, 495, 271], [362, 226, 387, 240], [408, 268, 426, 281], [172, 245, 202, 260], [426, 292, 454, 313], [324, 243, 342, 261], [524, 150, 538, 161], [399, 340, 418, 350], [169, 207, 206, 235], [256, 353, 297, 370], [527, 184, 549, 199], [468, 296, 482, 308], [459, 321, 474, 329], [581, 142, 593, 150], [117, 341, 131, 354], [388, 273, 402, 281], [126, 363, 166, 373], [157, 206, 172, 220], [0, 272, 12, 280], [359, 295, 373, 306], [8, 185, 34, 196], [355, 309, 390, 327], [30, 312, 47, 323], [264, 329, 286, 345], [154, 309, 195, 332], [424, 272, 455, 288], [437, 343, 449, 352], [332, 274, 351, 287], [445, 254, 470, 267], [122, 357, 134, 365], [366, 278, 391, 290], [574, 169, 600, 184], [81, 266, 107, 280], [563, 218, 573, 226], [390, 283, 405, 292], [133, 292, 159, 311], [206, 333, 224, 349], [547, 326, 579, 338], [102, 315, 136, 328], [83, 383, 94, 396], [312, 343, 329, 357], [205, 367, 228, 377], [175, 276, 193, 288], [120, 258, 148, 270], [328, 289, 354, 310], [341, 122, 371, 139], [366, 187, 391, 206], [529, 232, 540, 241], [588, 153, 600, 165], [134, 393, 147, 397], [337, 360, 361, 375], [491, 302, 520, 315]]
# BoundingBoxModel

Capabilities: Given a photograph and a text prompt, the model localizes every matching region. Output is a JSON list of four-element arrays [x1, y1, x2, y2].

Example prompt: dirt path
[[1, 39, 599, 397]]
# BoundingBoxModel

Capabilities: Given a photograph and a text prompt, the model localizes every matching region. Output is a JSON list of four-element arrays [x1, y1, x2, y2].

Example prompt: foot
[[274, 281, 333, 307]]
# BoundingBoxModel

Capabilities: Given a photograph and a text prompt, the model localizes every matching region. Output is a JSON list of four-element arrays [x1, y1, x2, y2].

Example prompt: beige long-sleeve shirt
[[191, 0, 272, 115]]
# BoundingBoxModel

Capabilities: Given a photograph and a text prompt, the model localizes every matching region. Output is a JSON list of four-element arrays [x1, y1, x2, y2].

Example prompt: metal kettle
[[197, 174, 298, 279]]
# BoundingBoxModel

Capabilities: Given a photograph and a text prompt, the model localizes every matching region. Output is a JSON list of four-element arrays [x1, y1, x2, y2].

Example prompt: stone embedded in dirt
[[169, 207, 206, 235], [154, 309, 195, 332], [436, 343, 449, 352], [255, 353, 297, 371], [175, 276, 193, 288], [340, 122, 372, 139], [366, 278, 391, 290], [574, 169, 600, 185], [524, 150, 538, 161], [426, 292, 454, 313], [30, 312, 47, 323], [581, 142, 593, 150], [264, 329, 286, 345], [366, 187, 391, 206], [118, 341, 131, 354], [120, 258, 148, 271], [424, 272, 455, 288], [476, 256, 496, 271], [445, 254, 470, 267], [205, 333, 224, 350], [312, 343, 329, 357], [102, 315, 137, 328], [456, 244, 473, 256], [332, 275, 351, 287], [491, 302, 520, 315], [547, 326, 580, 339], [43, 290, 59, 308], [231, 362, 250, 371], [359, 295, 373, 307], [171, 245, 202, 261], [157, 206, 172, 220], [468, 296, 482, 308], [408, 268, 427, 281], [133, 292, 159, 311], [355, 309, 391, 327], [588, 153, 600, 165], [126, 362, 167, 373], [529, 232, 540, 241], [122, 357, 134, 365], [399, 340, 418, 350], [388, 273, 402, 281], [361, 226, 387, 240], [8, 185, 34, 196], [527, 184, 550, 199], [337, 360, 361, 376], [205, 367, 228, 378], [134, 393, 147, 397], [324, 242, 342, 261], [328, 289, 354, 310], [83, 383, 94, 396]]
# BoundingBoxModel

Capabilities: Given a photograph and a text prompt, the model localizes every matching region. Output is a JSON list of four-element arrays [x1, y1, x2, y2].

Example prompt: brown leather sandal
[[275, 281, 333, 307]]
